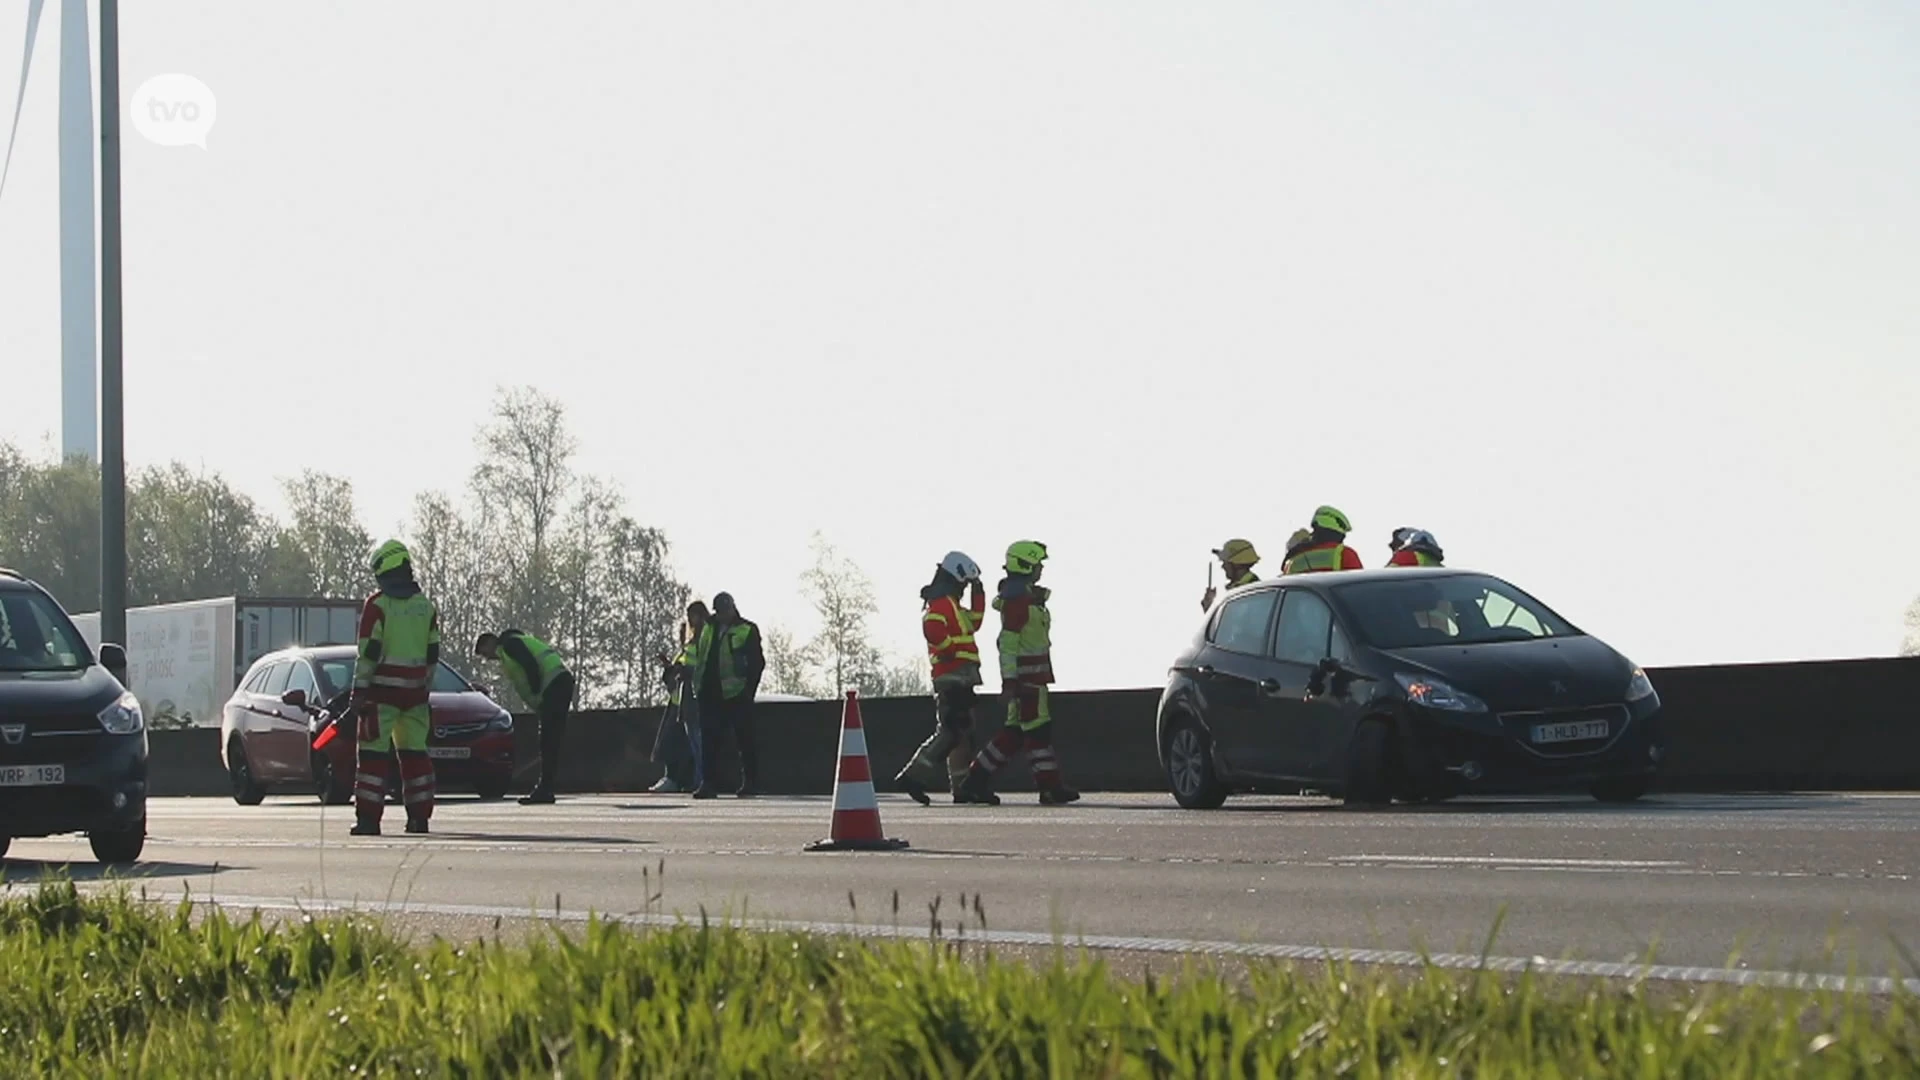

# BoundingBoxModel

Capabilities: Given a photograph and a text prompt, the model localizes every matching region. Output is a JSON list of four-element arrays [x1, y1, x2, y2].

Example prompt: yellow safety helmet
[[1311, 505, 1352, 534], [1004, 540, 1049, 575], [368, 538, 412, 577], [1212, 538, 1259, 567]]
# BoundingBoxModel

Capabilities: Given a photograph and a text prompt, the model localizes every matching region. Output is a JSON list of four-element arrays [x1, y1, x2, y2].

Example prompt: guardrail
[[145, 657, 1920, 799]]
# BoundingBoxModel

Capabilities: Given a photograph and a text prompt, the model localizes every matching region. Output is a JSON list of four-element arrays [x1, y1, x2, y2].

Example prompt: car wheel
[[1591, 778, 1649, 803], [1164, 717, 1228, 810], [1342, 720, 1398, 807], [229, 739, 266, 806], [313, 753, 352, 806], [89, 817, 145, 865], [473, 775, 511, 801]]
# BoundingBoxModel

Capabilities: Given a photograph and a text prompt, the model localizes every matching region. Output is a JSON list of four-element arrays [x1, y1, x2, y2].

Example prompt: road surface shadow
[[0, 858, 236, 882]]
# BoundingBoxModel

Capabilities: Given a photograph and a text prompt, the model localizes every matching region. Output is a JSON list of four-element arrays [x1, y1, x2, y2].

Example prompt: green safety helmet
[[369, 538, 412, 577], [1004, 540, 1049, 575], [1311, 505, 1352, 534]]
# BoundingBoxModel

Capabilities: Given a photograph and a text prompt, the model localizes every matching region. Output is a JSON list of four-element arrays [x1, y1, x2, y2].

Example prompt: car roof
[[1241, 566, 1480, 593]]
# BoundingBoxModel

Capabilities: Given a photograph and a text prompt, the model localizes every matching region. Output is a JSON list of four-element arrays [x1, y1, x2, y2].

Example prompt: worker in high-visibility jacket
[[1201, 538, 1260, 611], [649, 600, 710, 794], [1282, 505, 1365, 573], [957, 540, 1080, 806], [347, 539, 442, 837], [691, 591, 765, 799], [893, 551, 989, 805], [1386, 528, 1445, 567], [475, 628, 576, 805]]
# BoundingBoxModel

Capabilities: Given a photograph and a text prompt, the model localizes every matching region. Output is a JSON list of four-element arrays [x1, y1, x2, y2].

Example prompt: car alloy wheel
[[229, 740, 266, 806], [1165, 719, 1228, 810]]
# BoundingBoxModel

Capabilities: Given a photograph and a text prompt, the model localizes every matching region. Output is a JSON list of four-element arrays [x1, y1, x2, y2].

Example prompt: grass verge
[[0, 879, 1915, 1077]]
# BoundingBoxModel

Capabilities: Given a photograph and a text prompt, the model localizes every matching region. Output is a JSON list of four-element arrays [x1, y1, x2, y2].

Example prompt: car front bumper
[[1399, 697, 1664, 795], [0, 732, 148, 838]]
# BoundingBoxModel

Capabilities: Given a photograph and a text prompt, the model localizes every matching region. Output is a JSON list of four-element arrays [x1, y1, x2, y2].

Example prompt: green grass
[[0, 879, 1914, 1077]]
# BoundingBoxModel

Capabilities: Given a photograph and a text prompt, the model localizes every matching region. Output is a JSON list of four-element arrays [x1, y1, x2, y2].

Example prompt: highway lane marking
[[1336, 855, 1688, 869], [118, 888, 1920, 997], [14, 834, 1909, 884]]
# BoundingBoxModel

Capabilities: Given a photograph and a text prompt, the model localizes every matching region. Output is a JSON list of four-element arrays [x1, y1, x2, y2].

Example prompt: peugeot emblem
[[1549, 680, 1568, 696], [1, 724, 24, 745], [434, 727, 447, 738]]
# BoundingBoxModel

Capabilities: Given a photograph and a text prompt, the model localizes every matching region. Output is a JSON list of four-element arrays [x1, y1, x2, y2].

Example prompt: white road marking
[[1338, 855, 1689, 869], [122, 888, 1920, 997]]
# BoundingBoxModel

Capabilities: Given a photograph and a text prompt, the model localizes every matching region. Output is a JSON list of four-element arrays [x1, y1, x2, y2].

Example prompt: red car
[[220, 645, 516, 804]]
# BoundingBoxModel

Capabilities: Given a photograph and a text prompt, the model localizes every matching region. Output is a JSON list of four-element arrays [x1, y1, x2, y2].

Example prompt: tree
[[277, 470, 374, 598], [406, 490, 498, 684], [795, 531, 930, 698], [1904, 596, 1920, 658], [0, 446, 102, 611], [799, 532, 885, 696], [761, 625, 824, 698], [470, 386, 576, 635]]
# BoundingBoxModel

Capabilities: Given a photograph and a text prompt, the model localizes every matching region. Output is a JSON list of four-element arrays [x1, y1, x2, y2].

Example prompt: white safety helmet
[[939, 551, 983, 582]]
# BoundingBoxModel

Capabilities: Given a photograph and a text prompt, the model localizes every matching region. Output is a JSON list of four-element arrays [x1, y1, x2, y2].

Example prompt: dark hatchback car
[[0, 568, 148, 864], [1156, 567, 1663, 808]]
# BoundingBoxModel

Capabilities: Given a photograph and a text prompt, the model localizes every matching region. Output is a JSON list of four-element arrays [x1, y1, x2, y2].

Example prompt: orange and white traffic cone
[[804, 689, 910, 852]]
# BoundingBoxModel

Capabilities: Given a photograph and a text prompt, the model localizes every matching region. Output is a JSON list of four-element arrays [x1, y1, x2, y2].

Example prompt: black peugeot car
[[1156, 566, 1663, 808], [0, 568, 148, 864]]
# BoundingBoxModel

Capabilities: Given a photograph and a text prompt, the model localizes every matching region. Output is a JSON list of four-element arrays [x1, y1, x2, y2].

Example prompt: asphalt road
[[5, 791, 1918, 988]]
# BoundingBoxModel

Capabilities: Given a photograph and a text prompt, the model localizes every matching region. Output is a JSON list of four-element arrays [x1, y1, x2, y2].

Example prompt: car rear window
[[1334, 574, 1581, 651], [312, 657, 472, 695]]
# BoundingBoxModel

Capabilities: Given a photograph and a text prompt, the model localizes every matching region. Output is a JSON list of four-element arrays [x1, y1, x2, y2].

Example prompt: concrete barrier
[[144, 658, 1920, 800]]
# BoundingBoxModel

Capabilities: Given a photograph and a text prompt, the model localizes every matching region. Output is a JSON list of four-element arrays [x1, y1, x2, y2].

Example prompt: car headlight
[[1625, 666, 1657, 702], [1394, 672, 1489, 713], [486, 709, 515, 732], [98, 690, 145, 734]]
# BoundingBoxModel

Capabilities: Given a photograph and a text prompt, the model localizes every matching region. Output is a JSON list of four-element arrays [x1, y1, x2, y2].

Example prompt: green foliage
[[0, 384, 691, 709], [1, 880, 1914, 1077]]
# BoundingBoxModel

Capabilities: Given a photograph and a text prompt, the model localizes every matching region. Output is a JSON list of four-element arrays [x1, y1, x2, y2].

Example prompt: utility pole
[[99, 0, 127, 647]]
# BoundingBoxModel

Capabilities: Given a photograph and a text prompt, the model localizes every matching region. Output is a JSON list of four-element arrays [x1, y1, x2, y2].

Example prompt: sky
[[2, 0, 1918, 690]]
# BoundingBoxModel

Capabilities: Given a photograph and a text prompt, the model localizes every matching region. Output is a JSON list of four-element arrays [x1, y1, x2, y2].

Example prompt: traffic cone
[[804, 689, 910, 852]]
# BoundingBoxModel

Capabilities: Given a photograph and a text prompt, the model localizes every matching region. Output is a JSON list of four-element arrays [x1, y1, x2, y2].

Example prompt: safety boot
[[1038, 787, 1081, 806], [404, 817, 429, 835], [896, 775, 932, 806], [956, 771, 1000, 806], [349, 820, 380, 837]]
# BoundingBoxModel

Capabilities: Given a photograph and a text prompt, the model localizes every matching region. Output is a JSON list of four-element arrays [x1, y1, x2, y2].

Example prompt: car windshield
[[1333, 573, 1582, 650], [313, 656, 472, 696], [0, 590, 92, 672]]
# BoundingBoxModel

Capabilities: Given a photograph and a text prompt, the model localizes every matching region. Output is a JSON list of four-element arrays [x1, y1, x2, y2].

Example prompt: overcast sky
[[3, 1, 1917, 689]]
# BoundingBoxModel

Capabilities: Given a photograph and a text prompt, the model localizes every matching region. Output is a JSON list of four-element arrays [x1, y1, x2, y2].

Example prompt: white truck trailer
[[69, 596, 364, 729]]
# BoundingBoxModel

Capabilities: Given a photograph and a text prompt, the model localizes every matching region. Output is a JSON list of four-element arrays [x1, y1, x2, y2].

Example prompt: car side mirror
[[280, 688, 308, 709], [98, 642, 129, 686]]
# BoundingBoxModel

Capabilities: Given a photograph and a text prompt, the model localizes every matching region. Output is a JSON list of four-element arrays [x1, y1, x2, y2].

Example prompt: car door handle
[[1258, 678, 1282, 695], [1196, 664, 1216, 678]]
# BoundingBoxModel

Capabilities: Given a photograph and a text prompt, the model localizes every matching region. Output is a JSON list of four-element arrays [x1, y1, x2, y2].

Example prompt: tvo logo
[[130, 73, 218, 149]]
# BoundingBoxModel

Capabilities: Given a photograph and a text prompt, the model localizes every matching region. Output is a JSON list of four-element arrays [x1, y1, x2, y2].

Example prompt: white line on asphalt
[[128, 889, 1920, 997], [1338, 855, 1688, 869]]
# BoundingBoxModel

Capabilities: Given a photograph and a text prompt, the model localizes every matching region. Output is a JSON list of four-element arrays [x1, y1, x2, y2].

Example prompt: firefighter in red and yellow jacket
[[1387, 528, 1445, 567], [892, 551, 989, 805], [347, 539, 442, 837], [1282, 506, 1365, 574], [957, 540, 1080, 806]]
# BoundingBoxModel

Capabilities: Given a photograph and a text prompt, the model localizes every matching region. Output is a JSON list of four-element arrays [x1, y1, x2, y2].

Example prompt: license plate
[[426, 746, 471, 759], [0, 764, 65, 786], [1531, 719, 1609, 744]]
